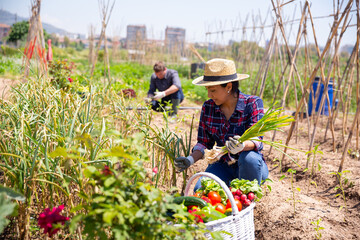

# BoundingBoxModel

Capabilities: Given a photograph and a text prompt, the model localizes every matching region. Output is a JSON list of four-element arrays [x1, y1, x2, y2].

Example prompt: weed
[[305, 144, 323, 193], [280, 168, 302, 216], [311, 217, 324, 239], [329, 170, 354, 212]]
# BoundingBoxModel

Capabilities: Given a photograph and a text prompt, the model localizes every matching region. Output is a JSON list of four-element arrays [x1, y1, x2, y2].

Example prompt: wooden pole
[[280, 0, 354, 164]]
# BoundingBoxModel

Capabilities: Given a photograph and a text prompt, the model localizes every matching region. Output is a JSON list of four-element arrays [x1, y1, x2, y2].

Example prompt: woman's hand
[[174, 156, 194, 172], [225, 135, 245, 154]]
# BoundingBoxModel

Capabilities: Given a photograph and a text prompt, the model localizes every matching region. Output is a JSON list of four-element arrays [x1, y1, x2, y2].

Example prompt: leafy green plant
[[0, 193, 17, 234], [70, 135, 209, 240], [0, 186, 25, 234], [347, 148, 359, 159], [48, 59, 76, 91], [305, 144, 323, 193], [280, 168, 301, 215], [311, 217, 324, 239], [329, 170, 354, 212]]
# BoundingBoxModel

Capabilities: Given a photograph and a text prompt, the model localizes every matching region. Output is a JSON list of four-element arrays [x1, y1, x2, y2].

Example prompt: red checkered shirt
[[193, 91, 264, 162]]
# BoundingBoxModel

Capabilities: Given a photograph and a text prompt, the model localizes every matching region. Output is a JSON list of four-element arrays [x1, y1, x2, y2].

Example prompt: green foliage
[[311, 217, 324, 239], [0, 193, 17, 234], [305, 144, 323, 193], [110, 62, 152, 92], [230, 179, 263, 199], [7, 21, 29, 43], [281, 168, 301, 216], [48, 59, 76, 91], [168, 64, 190, 79], [0, 46, 22, 57], [197, 178, 227, 204], [0, 55, 22, 76], [329, 170, 354, 212], [181, 78, 208, 102], [0, 185, 25, 202], [71, 133, 207, 240]]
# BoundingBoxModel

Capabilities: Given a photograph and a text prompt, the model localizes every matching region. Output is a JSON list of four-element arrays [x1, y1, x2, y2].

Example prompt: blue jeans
[[194, 151, 269, 191]]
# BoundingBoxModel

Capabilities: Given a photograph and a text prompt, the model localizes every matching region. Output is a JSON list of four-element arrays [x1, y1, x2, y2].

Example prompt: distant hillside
[[0, 9, 71, 36]]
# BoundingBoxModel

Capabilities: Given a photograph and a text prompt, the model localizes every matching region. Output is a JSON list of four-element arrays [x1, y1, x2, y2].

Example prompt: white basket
[[184, 172, 255, 240]]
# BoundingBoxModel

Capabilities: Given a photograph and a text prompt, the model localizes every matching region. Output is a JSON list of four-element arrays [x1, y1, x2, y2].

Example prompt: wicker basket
[[184, 172, 255, 240]]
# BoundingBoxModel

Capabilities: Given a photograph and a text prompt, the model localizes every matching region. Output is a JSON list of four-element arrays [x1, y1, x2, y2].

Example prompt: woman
[[174, 58, 268, 189]]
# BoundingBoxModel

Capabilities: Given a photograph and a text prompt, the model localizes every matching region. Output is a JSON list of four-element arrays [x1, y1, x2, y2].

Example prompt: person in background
[[147, 61, 184, 118], [174, 58, 268, 190]]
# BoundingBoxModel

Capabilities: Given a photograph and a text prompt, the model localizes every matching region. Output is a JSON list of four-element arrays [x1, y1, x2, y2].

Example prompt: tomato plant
[[208, 191, 221, 205]]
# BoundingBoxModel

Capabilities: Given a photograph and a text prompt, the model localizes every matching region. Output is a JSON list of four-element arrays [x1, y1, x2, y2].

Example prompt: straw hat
[[192, 58, 249, 86]]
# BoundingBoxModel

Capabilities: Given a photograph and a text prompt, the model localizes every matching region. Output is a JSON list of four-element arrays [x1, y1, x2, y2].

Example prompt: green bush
[[0, 46, 22, 57], [70, 133, 208, 240]]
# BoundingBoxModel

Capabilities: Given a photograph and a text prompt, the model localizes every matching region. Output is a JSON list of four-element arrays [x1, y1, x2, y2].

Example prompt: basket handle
[[184, 172, 239, 215]]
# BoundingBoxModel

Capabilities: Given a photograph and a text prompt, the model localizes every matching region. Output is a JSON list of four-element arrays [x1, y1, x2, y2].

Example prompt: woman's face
[[206, 83, 232, 105]]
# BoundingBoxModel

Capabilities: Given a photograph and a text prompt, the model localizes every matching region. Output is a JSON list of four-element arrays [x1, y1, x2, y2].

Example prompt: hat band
[[203, 73, 238, 82]]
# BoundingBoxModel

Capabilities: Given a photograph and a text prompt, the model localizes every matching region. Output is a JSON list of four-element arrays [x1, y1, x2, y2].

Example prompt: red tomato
[[215, 203, 226, 214], [193, 192, 202, 198], [201, 196, 211, 204], [208, 191, 222, 205], [226, 199, 242, 211]]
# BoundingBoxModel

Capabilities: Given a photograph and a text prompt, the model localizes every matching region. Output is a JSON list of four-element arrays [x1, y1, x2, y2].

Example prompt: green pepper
[[198, 204, 226, 222]]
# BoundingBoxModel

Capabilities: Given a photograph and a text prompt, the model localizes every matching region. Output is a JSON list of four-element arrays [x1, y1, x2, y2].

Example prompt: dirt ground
[[151, 100, 360, 240], [0, 78, 18, 99]]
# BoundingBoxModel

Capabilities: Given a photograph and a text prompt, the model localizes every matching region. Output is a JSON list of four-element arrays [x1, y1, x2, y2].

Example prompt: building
[[0, 23, 11, 39], [126, 25, 146, 49], [165, 27, 185, 55]]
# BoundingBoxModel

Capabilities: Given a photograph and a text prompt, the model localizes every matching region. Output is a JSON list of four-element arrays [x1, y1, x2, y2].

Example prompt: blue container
[[308, 77, 334, 116]]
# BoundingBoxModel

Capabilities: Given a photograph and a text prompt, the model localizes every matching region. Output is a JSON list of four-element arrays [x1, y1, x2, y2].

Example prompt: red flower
[[152, 167, 158, 174], [68, 77, 73, 83], [102, 165, 112, 176], [38, 205, 69, 237]]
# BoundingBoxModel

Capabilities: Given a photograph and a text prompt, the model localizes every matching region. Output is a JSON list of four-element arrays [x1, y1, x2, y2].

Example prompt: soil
[[150, 100, 360, 240], [0, 78, 20, 99]]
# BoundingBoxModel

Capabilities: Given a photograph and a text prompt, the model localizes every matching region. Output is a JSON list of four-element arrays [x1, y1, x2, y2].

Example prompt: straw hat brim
[[192, 74, 249, 86]]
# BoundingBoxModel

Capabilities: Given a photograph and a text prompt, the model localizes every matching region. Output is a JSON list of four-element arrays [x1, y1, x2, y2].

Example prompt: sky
[[0, 0, 357, 47]]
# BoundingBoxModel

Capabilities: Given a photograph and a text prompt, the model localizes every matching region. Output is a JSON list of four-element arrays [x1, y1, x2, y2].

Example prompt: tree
[[7, 21, 29, 44], [64, 36, 70, 48]]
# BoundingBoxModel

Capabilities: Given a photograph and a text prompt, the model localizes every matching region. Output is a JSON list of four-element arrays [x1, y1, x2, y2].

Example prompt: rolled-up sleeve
[[170, 71, 181, 89]]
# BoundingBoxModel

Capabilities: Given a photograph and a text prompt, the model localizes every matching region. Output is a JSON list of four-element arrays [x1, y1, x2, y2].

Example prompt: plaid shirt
[[193, 91, 264, 162]]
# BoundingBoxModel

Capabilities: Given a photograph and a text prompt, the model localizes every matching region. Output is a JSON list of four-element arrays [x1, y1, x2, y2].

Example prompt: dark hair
[[153, 61, 166, 72], [221, 81, 239, 96]]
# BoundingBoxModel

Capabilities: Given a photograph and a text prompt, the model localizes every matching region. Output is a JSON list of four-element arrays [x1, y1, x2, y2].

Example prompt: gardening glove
[[174, 156, 194, 172], [153, 91, 166, 101], [225, 135, 245, 154], [144, 97, 152, 103]]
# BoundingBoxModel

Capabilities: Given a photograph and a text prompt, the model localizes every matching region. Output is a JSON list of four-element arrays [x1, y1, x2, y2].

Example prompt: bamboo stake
[[268, 1, 308, 158], [326, 44, 357, 143], [338, 97, 360, 172], [306, 2, 352, 168], [303, 20, 312, 140], [90, 0, 115, 78], [281, 0, 354, 164], [357, 0, 360, 155], [253, 19, 279, 96], [189, 45, 206, 63]]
